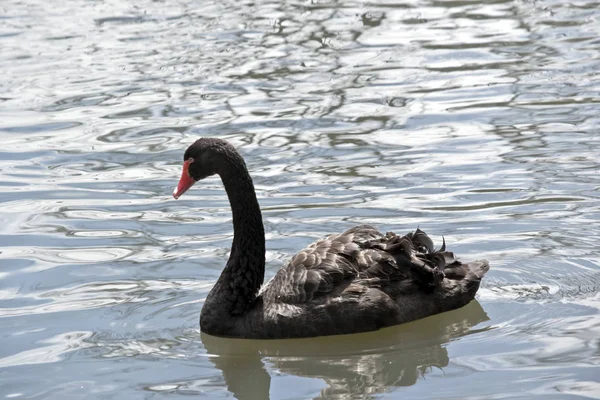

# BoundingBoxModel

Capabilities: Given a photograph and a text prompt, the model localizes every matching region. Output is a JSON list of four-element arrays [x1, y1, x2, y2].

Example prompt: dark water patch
[[42, 93, 114, 112], [0, 121, 82, 134], [94, 16, 156, 27]]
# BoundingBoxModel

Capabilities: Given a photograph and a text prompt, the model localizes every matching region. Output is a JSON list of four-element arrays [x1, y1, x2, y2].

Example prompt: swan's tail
[[465, 260, 490, 280], [441, 259, 490, 310]]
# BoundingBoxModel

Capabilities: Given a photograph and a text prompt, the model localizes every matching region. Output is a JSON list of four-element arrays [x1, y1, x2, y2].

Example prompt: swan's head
[[173, 138, 238, 199]]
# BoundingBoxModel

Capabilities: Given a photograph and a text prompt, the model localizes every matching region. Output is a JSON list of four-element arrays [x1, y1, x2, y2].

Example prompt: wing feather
[[262, 225, 458, 304]]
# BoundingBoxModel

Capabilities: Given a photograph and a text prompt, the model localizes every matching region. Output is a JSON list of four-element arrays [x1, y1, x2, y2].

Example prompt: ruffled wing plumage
[[262, 225, 472, 305]]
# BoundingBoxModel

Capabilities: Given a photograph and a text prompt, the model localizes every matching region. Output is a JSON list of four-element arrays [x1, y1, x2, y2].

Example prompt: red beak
[[173, 159, 195, 199]]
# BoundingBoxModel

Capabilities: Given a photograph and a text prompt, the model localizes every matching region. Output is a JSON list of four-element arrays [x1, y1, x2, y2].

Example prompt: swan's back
[[254, 225, 489, 338]]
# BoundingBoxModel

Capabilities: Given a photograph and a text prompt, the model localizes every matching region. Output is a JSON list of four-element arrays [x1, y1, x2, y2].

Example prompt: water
[[1, 0, 599, 398]]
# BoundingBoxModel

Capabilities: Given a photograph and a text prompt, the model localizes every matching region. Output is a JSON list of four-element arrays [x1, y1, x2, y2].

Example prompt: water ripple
[[1, 0, 600, 398]]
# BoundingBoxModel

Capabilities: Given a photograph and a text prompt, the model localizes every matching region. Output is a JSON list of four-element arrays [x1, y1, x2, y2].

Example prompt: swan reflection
[[202, 300, 489, 399]]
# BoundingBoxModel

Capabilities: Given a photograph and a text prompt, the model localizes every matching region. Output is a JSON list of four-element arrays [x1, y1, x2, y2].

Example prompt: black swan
[[173, 138, 490, 339]]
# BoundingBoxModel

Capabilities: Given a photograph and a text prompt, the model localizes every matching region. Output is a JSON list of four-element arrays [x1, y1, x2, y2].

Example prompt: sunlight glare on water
[[1, 0, 599, 398]]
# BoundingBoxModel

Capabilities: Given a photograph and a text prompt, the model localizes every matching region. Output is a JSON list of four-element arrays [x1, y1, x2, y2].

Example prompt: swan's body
[[174, 138, 489, 339]]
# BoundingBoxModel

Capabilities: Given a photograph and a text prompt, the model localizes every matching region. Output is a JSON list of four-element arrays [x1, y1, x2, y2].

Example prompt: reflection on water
[[201, 302, 489, 400], [1, 0, 600, 398]]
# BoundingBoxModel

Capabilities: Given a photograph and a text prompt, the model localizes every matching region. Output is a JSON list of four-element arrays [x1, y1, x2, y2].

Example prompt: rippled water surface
[[1, 0, 600, 398]]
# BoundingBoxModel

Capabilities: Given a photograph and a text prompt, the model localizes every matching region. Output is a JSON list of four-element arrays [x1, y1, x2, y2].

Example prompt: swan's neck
[[204, 158, 265, 319]]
